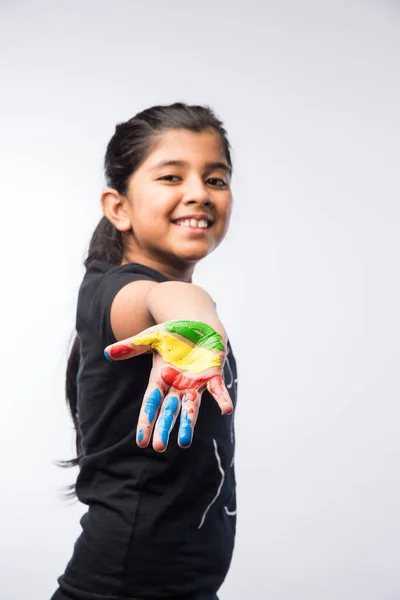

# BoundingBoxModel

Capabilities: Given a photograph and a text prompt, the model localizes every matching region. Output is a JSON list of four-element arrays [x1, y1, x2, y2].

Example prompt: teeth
[[175, 218, 210, 228]]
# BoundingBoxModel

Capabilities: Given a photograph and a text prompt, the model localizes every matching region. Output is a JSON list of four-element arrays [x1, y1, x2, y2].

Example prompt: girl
[[51, 103, 238, 600]]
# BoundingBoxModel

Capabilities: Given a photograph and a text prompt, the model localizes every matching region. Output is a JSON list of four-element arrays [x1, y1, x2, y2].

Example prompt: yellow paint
[[132, 331, 221, 374]]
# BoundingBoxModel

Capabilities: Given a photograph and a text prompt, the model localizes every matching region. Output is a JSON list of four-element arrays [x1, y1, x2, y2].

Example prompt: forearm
[[146, 282, 226, 338]]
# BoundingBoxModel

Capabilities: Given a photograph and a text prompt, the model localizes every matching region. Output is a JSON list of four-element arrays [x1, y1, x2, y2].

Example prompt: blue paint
[[104, 350, 112, 361], [138, 429, 144, 442], [183, 397, 187, 403], [157, 396, 178, 446], [144, 388, 162, 424], [179, 409, 192, 447]]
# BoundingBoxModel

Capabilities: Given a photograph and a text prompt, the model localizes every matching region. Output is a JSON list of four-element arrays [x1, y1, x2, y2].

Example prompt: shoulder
[[78, 260, 169, 343]]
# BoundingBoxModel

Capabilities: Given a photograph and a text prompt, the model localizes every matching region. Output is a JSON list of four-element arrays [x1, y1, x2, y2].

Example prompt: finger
[[104, 336, 151, 361], [136, 384, 164, 448], [178, 390, 200, 449], [104, 323, 169, 361], [152, 393, 181, 453], [207, 375, 234, 415]]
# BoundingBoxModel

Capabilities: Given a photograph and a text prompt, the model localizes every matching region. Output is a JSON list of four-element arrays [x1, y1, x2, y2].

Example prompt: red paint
[[208, 375, 233, 413], [207, 375, 225, 397], [160, 367, 179, 386], [187, 408, 195, 414], [161, 367, 207, 390], [161, 368, 231, 414], [109, 344, 133, 358]]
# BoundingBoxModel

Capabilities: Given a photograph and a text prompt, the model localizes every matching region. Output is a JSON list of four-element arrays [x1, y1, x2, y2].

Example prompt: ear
[[101, 188, 132, 232]]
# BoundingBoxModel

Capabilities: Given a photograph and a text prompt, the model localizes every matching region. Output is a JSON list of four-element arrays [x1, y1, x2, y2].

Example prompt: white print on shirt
[[198, 439, 225, 529], [224, 344, 237, 501], [197, 345, 238, 529], [224, 344, 238, 446], [198, 438, 237, 528], [224, 344, 238, 392], [224, 506, 237, 516]]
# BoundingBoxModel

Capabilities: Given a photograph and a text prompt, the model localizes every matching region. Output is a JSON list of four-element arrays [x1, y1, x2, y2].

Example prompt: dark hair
[[63, 102, 232, 473]]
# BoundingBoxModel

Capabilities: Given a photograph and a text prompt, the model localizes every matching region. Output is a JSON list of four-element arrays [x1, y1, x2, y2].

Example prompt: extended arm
[[106, 280, 232, 451]]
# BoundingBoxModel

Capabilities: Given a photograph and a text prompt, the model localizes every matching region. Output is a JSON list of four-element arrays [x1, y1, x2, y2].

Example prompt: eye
[[207, 178, 228, 188], [158, 175, 181, 182]]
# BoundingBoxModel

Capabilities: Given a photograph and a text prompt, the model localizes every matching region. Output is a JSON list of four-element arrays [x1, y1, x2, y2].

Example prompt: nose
[[181, 176, 213, 207]]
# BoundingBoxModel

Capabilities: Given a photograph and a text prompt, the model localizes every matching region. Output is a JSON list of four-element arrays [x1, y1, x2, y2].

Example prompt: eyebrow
[[150, 159, 232, 174]]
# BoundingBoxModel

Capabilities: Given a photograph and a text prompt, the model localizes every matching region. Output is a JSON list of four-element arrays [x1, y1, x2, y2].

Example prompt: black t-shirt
[[58, 261, 238, 600]]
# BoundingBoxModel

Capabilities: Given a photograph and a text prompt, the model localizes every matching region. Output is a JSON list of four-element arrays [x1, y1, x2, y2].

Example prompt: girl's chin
[[175, 250, 211, 263], [169, 238, 216, 260]]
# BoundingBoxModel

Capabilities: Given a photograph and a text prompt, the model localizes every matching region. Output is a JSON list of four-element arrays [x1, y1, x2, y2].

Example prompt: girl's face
[[121, 128, 232, 270]]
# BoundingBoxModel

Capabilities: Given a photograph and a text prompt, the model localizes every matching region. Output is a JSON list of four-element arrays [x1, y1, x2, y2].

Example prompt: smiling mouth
[[173, 217, 213, 230]]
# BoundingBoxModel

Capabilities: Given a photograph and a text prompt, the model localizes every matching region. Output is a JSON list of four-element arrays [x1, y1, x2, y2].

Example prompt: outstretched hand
[[104, 320, 233, 452]]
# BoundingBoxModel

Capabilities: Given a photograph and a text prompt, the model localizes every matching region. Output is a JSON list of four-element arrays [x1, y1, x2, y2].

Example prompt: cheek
[[219, 198, 233, 224], [132, 211, 165, 241], [150, 196, 178, 226], [133, 197, 172, 229], [216, 203, 233, 239], [225, 201, 233, 219]]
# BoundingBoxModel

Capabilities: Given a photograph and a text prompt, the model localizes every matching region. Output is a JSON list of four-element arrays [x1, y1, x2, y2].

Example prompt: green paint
[[165, 320, 225, 351]]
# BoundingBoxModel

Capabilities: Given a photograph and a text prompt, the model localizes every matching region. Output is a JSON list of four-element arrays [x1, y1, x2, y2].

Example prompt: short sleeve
[[77, 261, 169, 345]]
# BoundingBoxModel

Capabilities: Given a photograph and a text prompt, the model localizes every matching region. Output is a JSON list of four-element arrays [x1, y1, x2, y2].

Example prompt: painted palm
[[104, 320, 233, 452]]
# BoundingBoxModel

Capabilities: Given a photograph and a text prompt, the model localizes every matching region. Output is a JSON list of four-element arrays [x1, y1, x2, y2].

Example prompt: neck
[[121, 249, 195, 283]]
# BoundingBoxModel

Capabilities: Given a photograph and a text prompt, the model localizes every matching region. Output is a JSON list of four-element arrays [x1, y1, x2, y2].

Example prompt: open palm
[[104, 320, 234, 452]]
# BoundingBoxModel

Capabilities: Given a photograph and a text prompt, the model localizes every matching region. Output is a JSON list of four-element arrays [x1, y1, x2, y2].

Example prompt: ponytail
[[63, 217, 123, 471], [84, 215, 124, 269]]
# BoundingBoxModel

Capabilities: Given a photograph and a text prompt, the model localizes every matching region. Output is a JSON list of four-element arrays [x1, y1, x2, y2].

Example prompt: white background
[[1, 1, 400, 599]]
